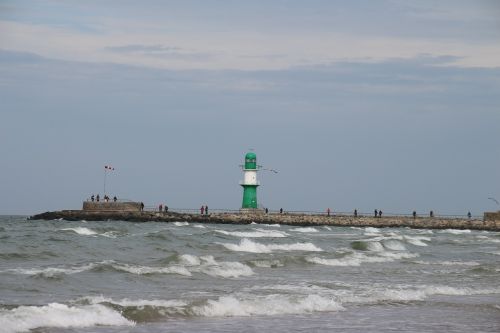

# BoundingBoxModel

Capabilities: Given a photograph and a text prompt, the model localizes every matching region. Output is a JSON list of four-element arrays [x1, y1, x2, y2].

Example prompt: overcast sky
[[1, 0, 499, 215]]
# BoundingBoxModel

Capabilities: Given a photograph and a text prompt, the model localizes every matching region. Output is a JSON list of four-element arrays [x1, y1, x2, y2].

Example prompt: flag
[[105, 165, 115, 171]]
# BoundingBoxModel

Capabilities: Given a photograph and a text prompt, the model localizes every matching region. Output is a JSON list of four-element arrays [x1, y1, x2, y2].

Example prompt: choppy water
[[0, 216, 499, 332]]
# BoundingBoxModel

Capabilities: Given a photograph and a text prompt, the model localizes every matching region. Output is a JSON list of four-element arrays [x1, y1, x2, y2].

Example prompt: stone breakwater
[[29, 210, 500, 231]]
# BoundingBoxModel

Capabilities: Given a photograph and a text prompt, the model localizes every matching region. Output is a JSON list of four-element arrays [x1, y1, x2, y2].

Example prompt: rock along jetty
[[29, 209, 500, 231]]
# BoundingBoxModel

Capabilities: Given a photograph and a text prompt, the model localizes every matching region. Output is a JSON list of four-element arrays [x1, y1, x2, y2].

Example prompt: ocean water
[[0, 216, 499, 332]]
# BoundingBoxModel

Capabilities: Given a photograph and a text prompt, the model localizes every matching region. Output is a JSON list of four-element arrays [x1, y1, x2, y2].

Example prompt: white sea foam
[[366, 241, 384, 252], [364, 227, 380, 234], [440, 229, 471, 234], [306, 250, 417, 267], [291, 227, 318, 233], [111, 255, 253, 278], [60, 227, 97, 236], [0, 303, 133, 333], [215, 228, 288, 238], [413, 260, 480, 266], [1, 262, 106, 277], [111, 263, 192, 276], [192, 294, 343, 317], [404, 235, 430, 246], [193, 224, 206, 228], [173, 222, 189, 226], [82, 295, 187, 308], [382, 240, 407, 251], [220, 238, 323, 253], [323, 226, 332, 231]]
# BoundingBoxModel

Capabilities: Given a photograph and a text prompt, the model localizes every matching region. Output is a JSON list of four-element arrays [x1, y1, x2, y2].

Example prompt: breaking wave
[[220, 238, 323, 253], [60, 227, 97, 236], [192, 294, 344, 317], [291, 227, 318, 233], [0, 303, 133, 333], [215, 228, 288, 238], [440, 229, 472, 234]]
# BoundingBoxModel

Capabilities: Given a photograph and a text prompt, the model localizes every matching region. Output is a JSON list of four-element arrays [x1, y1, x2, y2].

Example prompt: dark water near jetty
[[0, 216, 499, 332]]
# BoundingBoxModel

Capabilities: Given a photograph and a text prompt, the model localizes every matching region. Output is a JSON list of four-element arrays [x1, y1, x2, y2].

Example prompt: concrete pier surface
[[29, 210, 500, 231]]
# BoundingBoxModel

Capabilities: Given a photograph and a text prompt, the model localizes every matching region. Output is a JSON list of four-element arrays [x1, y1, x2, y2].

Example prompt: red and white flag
[[105, 165, 115, 170]]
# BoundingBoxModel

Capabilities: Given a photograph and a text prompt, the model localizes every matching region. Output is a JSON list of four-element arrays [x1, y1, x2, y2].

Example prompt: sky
[[1, 0, 499, 216]]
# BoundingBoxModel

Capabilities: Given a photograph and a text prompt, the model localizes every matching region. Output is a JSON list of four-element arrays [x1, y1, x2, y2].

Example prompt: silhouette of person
[[200, 206, 205, 215], [378, 210, 382, 218], [413, 211, 417, 219], [327, 208, 331, 216], [280, 208, 283, 214], [205, 205, 209, 215], [374, 209, 378, 218], [430, 210, 434, 218], [354, 209, 358, 217]]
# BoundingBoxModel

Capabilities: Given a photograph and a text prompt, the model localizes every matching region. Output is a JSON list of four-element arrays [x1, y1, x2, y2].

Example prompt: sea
[[0, 215, 499, 333]]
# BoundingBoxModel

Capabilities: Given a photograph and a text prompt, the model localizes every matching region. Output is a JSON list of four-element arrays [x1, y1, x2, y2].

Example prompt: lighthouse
[[240, 152, 259, 210]]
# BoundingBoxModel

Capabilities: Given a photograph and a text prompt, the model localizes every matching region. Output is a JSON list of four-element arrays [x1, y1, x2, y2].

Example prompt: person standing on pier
[[354, 209, 358, 217], [91, 195, 95, 202], [327, 208, 331, 216], [140, 202, 144, 211], [200, 206, 205, 215], [374, 209, 378, 218], [413, 211, 417, 219], [378, 210, 382, 218], [205, 205, 209, 215]]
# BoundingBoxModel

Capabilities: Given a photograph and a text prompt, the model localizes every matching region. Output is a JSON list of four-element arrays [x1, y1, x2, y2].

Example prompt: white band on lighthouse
[[243, 170, 258, 185]]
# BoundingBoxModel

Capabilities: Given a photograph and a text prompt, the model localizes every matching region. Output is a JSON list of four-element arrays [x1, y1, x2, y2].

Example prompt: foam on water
[[215, 228, 288, 238], [111, 255, 254, 278], [220, 238, 323, 253], [306, 250, 417, 267], [192, 294, 344, 317], [111, 263, 193, 276], [291, 227, 318, 233], [60, 227, 97, 236], [440, 229, 472, 234], [382, 240, 407, 251], [193, 224, 206, 228], [173, 222, 189, 226], [0, 261, 109, 278], [414, 260, 480, 266], [0, 303, 133, 333], [82, 295, 188, 308]]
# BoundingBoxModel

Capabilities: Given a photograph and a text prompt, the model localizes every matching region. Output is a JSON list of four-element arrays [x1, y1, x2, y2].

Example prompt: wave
[[193, 224, 206, 228], [248, 259, 284, 268], [0, 302, 133, 333], [215, 228, 288, 238], [191, 294, 344, 317], [440, 229, 472, 234], [60, 227, 97, 236], [403, 235, 430, 246], [220, 238, 323, 253], [0, 261, 109, 278], [173, 222, 189, 226], [291, 227, 318, 233], [413, 260, 480, 266], [306, 250, 417, 267], [112, 254, 254, 278]]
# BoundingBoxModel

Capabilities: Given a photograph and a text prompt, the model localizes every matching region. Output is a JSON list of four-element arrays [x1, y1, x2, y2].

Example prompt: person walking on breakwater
[[96, 194, 100, 202], [280, 208, 283, 214], [200, 206, 205, 215], [468, 211, 472, 219], [413, 211, 417, 219], [430, 210, 434, 218], [374, 209, 378, 218], [113, 196, 117, 202], [140, 202, 144, 211], [354, 209, 358, 217], [378, 210, 383, 218], [159, 204, 163, 212], [327, 208, 331, 216], [205, 205, 209, 215], [91, 194, 95, 202], [265, 208, 268, 214]]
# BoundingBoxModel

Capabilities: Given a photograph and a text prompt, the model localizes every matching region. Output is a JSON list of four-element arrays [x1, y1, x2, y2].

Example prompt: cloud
[[104, 44, 212, 61]]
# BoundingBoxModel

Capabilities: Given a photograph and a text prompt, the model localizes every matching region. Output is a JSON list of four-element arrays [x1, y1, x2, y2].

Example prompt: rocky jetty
[[29, 210, 500, 231]]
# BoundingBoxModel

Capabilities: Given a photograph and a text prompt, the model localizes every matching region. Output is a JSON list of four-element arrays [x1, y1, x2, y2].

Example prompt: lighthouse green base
[[241, 185, 258, 209]]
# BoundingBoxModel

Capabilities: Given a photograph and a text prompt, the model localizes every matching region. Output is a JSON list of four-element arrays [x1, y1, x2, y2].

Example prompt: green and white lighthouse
[[240, 152, 259, 209]]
